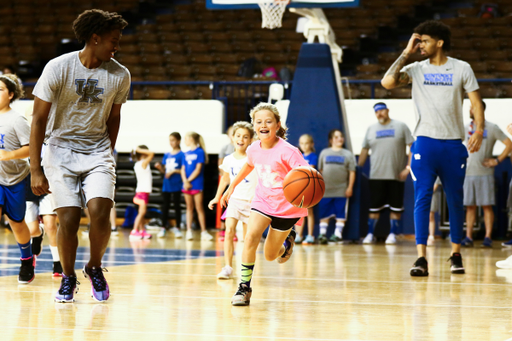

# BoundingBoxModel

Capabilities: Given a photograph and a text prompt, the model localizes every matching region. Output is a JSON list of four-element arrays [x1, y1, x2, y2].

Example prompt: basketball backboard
[[206, 0, 359, 10]]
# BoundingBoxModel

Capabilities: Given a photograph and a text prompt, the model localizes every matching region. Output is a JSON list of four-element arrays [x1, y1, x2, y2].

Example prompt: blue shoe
[[502, 239, 512, 247], [83, 266, 110, 302], [481, 237, 492, 248], [461, 237, 474, 247], [55, 274, 79, 303], [303, 235, 315, 245]]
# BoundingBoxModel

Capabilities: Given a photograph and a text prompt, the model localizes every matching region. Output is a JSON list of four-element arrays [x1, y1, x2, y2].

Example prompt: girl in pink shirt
[[221, 102, 308, 306]]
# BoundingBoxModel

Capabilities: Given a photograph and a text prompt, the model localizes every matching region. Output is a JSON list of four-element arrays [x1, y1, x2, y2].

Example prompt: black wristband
[[496, 158, 500, 164]]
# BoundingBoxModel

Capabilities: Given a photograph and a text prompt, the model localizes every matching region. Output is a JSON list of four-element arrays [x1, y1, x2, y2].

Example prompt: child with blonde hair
[[221, 102, 308, 306], [182, 132, 213, 241], [130, 145, 154, 240], [209, 121, 257, 279]]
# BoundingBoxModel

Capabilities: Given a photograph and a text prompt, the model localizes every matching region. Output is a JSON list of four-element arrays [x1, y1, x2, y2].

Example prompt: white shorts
[[25, 194, 56, 223], [225, 198, 251, 224], [42, 144, 116, 209]]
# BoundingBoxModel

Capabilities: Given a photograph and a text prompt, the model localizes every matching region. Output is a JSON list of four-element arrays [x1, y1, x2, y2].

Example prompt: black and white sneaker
[[32, 225, 45, 257], [111, 226, 119, 236], [231, 283, 252, 306], [18, 256, 36, 284], [277, 229, 296, 264], [448, 253, 465, 274], [410, 257, 429, 277]]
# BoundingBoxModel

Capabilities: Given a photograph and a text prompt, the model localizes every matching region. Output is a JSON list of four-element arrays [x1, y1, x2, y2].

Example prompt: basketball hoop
[[258, 0, 289, 29]]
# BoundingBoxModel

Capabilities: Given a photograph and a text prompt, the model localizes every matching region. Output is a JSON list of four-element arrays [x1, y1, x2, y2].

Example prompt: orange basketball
[[283, 166, 325, 208]]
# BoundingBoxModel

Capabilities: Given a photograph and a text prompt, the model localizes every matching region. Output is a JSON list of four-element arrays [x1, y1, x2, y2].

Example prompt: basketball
[[283, 166, 325, 208]]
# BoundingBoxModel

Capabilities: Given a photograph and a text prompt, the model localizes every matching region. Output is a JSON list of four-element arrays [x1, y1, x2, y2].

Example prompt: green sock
[[240, 262, 255, 286]]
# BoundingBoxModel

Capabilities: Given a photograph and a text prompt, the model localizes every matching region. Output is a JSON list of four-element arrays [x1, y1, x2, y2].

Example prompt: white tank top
[[134, 160, 152, 193]]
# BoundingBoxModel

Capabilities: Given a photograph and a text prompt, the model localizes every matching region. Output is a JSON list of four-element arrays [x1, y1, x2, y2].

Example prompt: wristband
[[496, 158, 501, 164], [474, 130, 484, 136]]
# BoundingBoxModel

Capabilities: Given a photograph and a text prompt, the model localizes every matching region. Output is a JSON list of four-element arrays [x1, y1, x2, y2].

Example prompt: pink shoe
[[129, 230, 143, 240], [141, 230, 152, 240], [218, 230, 225, 241], [233, 235, 238, 242]]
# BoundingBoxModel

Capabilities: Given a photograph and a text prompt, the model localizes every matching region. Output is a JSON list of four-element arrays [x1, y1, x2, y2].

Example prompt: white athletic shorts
[[42, 144, 116, 209], [25, 194, 56, 223], [226, 198, 251, 224], [463, 175, 495, 207]]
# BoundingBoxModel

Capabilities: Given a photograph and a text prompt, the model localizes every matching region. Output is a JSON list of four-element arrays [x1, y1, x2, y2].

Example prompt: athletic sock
[[50, 246, 60, 262], [390, 219, 400, 235], [18, 241, 32, 259], [319, 222, 328, 235], [240, 262, 255, 287], [335, 222, 344, 238], [368, 218, 378, 234]]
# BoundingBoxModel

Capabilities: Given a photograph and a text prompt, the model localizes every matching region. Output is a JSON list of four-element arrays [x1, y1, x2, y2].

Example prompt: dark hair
[[170, 132, 181, 141], [73, 9, 128, 43], [0, 74, 24, 103], [132, 145, 148, 161], [481, 100, 486, 111], [414, 20, 451, 51], [328, 129, 343, 147]]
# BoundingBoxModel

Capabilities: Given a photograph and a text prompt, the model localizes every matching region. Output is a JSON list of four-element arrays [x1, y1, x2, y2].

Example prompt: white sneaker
[[171, 227, 183, 238], [145, 224, 161, 231], [427, 235, 435, 246], [186, 230, 193, 241], [362, 233, 375, 244], [496, 255, 512, 269], [217, 265, 234, 279], [111, 227, 119, 236], [385, 233, 397, 245], [201, 231, 213, 241], [157, 228, 166, 238]]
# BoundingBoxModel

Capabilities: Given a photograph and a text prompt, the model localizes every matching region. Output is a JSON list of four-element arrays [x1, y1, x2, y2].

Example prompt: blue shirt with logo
[[162, 151, 184, 192], [183, 148, 205, 191]]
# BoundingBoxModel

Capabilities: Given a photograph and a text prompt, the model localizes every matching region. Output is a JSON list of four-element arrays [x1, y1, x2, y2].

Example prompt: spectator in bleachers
[[154, 132, 184, 239], [462, 101, 512, 248], [130, 146, 155, 240], [182, 131, 213, 241], [317, 129, 356, 245], [358, 102, 414, 245]]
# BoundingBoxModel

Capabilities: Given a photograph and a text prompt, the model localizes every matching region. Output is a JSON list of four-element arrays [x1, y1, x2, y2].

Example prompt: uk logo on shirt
[[423, 73, 453, 86], [255, 163, 281, 188], [231, 166, 249, 183], [166, 158, 179, 171], [0, 133, 4, 149], [75, 79, 104, 104], [185, 154, 198, 165], [376, 129, 395, 138], [325, 155, 345, 164]]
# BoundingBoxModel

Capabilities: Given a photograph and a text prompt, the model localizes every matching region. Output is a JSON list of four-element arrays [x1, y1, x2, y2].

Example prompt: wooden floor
[[1, 228, 512, 341]]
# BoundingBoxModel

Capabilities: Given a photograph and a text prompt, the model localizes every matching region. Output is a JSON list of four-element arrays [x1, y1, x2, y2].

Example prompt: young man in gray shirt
[[30, 10, 131, 303], [382, 20, 484, 276], [358, 102, 414, 245], [462, 101, 511, 248]]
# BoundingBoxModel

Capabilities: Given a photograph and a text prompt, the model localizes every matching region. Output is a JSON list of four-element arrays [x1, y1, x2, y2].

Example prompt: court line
[[0, 288, 510, 310], [0, 249, 218, 259], [0, 325, 353, 341]]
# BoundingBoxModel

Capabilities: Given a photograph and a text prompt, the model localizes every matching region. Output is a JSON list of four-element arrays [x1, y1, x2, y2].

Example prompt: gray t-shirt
[[0, 109, 30, 186], [401, 57, 479, 140], [219, 142, 235, 160], [33, 51, 131, 153], [362, 119, 414, 181], [465, 120, 507, 176], [318, 147, 356, 198]]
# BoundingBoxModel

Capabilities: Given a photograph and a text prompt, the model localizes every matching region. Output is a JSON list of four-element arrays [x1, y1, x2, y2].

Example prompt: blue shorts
[[0, 177, 27, 222], [318, 197, 348, 220]]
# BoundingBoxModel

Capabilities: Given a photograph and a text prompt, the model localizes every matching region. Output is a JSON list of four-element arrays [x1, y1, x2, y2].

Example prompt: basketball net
[[258, 0, 289, 29]]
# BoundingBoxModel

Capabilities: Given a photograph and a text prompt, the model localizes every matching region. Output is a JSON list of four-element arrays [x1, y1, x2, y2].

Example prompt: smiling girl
[[221, 103, 308, 306], [209, 121, 257, 279]]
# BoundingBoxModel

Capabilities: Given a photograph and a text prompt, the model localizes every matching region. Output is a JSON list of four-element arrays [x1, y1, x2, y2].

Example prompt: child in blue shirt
[[155, 132, 184, 238]]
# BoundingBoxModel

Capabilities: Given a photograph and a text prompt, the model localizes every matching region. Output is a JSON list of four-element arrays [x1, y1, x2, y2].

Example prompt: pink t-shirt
[[246, 137, 308, 218]]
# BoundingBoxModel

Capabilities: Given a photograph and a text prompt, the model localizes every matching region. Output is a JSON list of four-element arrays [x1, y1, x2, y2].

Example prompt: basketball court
[[1, 227, 512, 340]]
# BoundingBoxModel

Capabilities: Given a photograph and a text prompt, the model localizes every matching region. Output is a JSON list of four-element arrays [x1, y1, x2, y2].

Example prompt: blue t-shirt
[[162, 151, 184, 192], [183, 148, 205, 190], [303, 152, 318, 167]]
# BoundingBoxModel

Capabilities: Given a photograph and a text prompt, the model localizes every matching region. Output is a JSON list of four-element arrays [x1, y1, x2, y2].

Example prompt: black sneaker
[[448, 253, 465, 274], [53, 261, 63, 277], [18, 256, 36, 284], [32, 225, 45, 257], [277, 229, 296, 264], [318, 234, 328, 245], [231, 283, 252, 306], [410, 257, 429, 277]]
